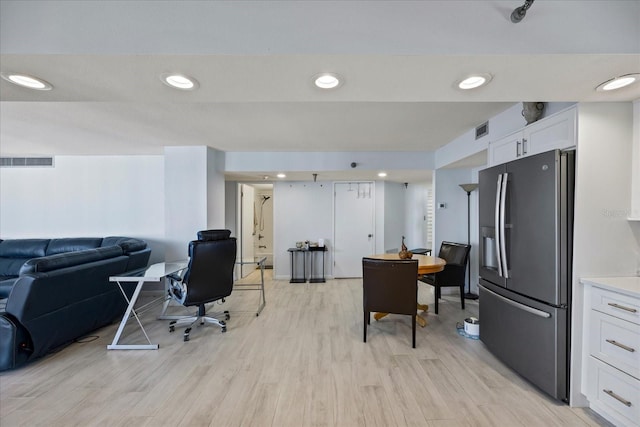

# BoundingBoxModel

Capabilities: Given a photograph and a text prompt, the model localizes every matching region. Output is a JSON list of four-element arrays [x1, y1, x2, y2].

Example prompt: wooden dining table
[[366, 253, 446, 327]]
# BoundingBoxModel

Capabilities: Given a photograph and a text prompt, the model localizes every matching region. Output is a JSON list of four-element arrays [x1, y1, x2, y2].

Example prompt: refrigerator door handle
[[495, 174, 503, 277], [479, 284, 551, 318], [499, 173, 510, 278]]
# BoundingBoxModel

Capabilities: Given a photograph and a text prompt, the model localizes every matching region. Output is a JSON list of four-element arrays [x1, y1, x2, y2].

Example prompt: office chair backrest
[[438, 241, 471, 267], [362, 258, 418, 315], [182, 231, 237, 307]]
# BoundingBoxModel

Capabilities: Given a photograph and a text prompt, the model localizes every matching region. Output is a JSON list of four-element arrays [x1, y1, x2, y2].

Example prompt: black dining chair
[[419, 241, 471, 314], [362, 257, 419, 348]]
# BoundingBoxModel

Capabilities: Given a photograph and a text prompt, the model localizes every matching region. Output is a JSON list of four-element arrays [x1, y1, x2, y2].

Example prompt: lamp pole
[[459, 183, 479, 300]]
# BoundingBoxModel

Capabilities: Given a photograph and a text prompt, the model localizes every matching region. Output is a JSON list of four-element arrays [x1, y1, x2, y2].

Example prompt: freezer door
[[479, 280, 568, 401], [478, 164, 507, 287], [505, 150, 565, 305]]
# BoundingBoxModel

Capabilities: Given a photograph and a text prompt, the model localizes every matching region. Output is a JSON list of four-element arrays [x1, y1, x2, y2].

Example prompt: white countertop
[[580, 276, 640, 298]]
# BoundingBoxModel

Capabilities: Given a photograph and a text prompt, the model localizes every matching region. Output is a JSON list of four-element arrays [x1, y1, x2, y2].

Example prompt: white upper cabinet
[[489, 107, 577, 167]]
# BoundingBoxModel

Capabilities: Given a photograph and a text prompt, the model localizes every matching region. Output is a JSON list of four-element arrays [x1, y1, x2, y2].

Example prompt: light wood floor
[[1, 269, 610, 427]]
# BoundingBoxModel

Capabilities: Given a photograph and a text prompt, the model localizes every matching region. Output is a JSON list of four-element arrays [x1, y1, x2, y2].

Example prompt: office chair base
[[169, 311, 229, 340]]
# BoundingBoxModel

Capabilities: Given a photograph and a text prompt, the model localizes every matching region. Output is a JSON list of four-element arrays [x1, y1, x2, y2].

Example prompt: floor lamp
[[459, 183, 479, 300]]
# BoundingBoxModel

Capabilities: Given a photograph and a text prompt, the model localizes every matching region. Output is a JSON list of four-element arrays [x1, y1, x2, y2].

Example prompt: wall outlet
[[438, 202, 447, 209]]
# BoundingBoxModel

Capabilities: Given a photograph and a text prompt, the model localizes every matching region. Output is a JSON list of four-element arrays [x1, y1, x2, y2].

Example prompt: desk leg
[[107, 279, 159, 350], [256, 262, 266, 316]]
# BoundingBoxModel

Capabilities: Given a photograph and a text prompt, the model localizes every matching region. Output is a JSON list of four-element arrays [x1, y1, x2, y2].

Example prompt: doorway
[[333, 182, 375, 278], [238, 183, 274, 278]]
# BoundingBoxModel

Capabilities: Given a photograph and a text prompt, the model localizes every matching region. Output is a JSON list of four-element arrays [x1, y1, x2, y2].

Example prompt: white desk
[[108, 261, 188, 350], [235, 256, 267, 316]]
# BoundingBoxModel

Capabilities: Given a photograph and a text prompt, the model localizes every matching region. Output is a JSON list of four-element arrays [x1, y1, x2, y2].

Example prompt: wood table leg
[[373, 312, 388, 321], [375, 312, 427, 327]]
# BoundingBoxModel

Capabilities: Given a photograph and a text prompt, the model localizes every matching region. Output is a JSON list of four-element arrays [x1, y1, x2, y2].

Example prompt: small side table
[[308, 246, 327, 283], [287, 248, 307, 283], [287, 247, 328, 283]]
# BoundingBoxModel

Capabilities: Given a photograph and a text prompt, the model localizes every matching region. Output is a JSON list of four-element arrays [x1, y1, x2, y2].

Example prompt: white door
[[239, 184, 255, 278], [333, 182, 375, 278]]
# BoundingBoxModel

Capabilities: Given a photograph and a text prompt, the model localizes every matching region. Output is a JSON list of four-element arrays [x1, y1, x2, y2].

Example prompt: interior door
[[333, 182, 375, 278], [239, 184, 255, 278]]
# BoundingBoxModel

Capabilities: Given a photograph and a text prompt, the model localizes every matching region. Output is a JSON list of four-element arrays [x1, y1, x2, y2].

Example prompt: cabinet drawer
[[591, 287, 640, 325], [589, 310, 640, 379], [587, 356, 640, 427]]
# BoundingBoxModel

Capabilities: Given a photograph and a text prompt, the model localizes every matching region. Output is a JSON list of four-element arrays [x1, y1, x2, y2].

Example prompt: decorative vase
[[522, 102, 545, 125], [398, 236, 413, 259]]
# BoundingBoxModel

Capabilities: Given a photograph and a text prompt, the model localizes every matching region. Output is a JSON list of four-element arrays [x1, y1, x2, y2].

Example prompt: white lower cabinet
[[587, 357, 639, 426], [583, 278, 640, 427]]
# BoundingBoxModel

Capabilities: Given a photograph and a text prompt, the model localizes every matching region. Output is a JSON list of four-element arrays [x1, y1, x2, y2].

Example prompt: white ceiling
[[1, 1, 639, 183]]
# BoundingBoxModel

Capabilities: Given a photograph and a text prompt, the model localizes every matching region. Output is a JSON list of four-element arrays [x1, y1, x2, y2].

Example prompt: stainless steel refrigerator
[[478, 149, 574, 402]]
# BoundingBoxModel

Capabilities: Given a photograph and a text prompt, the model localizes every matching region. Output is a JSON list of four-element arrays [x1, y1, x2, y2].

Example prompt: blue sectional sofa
[[0, 237, 151, 371]]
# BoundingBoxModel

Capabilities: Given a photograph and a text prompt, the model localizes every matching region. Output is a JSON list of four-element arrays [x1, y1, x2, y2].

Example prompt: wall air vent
[[0, 157, 54, 167], [475, 121, 489, 140]]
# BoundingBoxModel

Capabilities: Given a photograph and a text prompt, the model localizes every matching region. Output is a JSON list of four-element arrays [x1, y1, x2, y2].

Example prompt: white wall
[[226, 151, 433, 175], [273, 181, 333, 280], [433, 168, 471, 249], [433, 168, 477, 293], [0, 155, 165, 263], [164, 146, 226, 261], [572, 102, 637, 406]]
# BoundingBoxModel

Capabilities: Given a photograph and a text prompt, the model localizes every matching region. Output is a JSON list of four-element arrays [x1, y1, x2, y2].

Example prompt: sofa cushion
[[19, 246, 124, 275], [45, 238, 103, 255], [0, 239, 50, 258], [0, 258, 30, 278]]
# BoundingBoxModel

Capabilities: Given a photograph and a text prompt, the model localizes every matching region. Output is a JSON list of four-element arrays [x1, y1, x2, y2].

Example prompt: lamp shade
[[459, 183, 478, 193]]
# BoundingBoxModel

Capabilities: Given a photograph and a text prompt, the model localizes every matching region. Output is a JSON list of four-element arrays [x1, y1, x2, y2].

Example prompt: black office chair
[[167, 229, 237, 341], [362, 257, 419, 348], [419, 241, 470, 314]]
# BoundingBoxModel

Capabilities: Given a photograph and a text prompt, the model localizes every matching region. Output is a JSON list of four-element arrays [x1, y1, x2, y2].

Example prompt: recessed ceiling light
[[1, 72, 52, 90], [313, 73, 342, 89], [160, 73, 199, 90], [596, 74, 640, 92], [277, 173, 286, 179], [456, 74, 492, 90], [378, 172, 387, 178]]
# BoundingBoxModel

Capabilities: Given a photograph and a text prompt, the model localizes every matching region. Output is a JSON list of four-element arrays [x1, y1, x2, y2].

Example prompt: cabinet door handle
[[516, 140, 521, 157], [522, 138, 528, 154], [606, 339, 635, 352], [607, 302, 637, 313], [603, 389, 632, 407]]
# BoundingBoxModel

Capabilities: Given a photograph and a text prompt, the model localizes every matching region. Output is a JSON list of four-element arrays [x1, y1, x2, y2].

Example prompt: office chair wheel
[[184, 327, 191, 341], [169, 321, 176, 333], [224, 310, 230, 320], [221, 327, 227, 333]]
